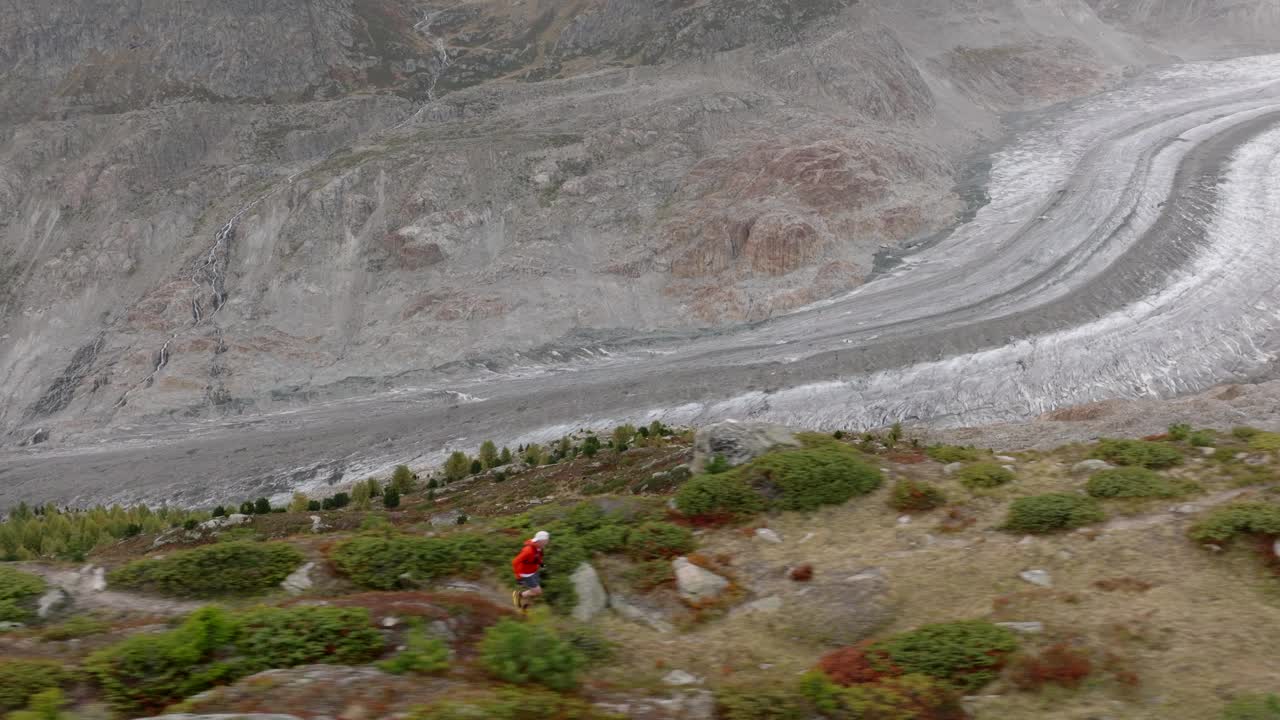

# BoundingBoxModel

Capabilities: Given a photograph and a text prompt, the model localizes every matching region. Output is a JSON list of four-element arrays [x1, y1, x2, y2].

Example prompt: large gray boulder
[[571, 562, 608, 622], [690, 421, 801, 474], [772, 567, 892, 645], [673, 557, 730, 602]]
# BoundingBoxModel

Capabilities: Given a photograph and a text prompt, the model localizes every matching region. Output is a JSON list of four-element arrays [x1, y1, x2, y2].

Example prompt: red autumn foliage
[[1009, 643, 1093, 690], [818, 642, 901, 686], [789, 563, 814, 582], [887, 451, 928, 464]]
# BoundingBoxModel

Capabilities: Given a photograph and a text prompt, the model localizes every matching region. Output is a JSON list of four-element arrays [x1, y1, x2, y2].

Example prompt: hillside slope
[[5, 0, 1279, 443]]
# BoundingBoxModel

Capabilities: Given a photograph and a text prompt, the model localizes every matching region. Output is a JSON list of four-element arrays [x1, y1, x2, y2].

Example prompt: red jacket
[[512, 540, 544, 577]]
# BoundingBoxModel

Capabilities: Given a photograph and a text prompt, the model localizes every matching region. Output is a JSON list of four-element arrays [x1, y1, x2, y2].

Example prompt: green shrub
[[926, 445, 983, 464], [797, 672, 965, 719], [1234, 426, 1263, 441], [86, 604, 382, 715], [739, 445, 882, 512], [705, 455, 732, 474], [889, 479, 947, 512], [0, 566, 46, 623], [331, 532, 513, 590], [479, 617, 584, 691], [0, 660, 74, 712], [563, 625, 615, 664], [1086, 467, 1180, 499], [6, 687, 75, 720], [1190, 503, 1280, 544], [383, 487, 401, 509], [1091, 439, 1183, 468], [675, 473, 765, 518], [39, 614, 110, 641], [956, 462, 1015, 490], [107, 541, 304, 597], [1004, 494, 1104, 534], [580, 524, 629, 554], [253, 498, 271, 515], [1189, 431, 1216, 448], [1223, 694, 1280, 720], [411, 687, 619, 720], [1168, 423, 1192, 442], [377, 620, 450, 675], [868, 621, 1018, 692], [626, 522, 694, 560], [1249, 433, 1280, 452], [716, 686, 813, 720]]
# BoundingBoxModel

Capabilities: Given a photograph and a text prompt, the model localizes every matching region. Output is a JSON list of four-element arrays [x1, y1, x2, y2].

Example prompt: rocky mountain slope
[[4, 0, 1280, 444]]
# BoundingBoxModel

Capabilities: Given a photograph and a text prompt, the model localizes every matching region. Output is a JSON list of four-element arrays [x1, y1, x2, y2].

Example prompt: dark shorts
[[517, 572, 541, 589]]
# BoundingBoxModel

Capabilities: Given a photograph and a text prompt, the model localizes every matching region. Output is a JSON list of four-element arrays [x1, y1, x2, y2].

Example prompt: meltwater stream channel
[[4, 54, 1280, 507]]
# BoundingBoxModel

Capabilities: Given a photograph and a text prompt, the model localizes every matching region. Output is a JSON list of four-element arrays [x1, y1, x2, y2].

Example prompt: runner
[[511, 530, 549, 613]]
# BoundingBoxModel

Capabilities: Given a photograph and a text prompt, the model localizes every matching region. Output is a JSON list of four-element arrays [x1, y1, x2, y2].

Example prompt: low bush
[[377, 620, 450, 675], [956, 462, 1014, 490], [867, 621, 1018, 692], [1168, 423, 1192, 442], [6, 687, 75, 720], [1249, 433, 1280, 452], [798, 672, 966, 719], [925, 445, 983, 464], [625, 559, 676, 591], [1004, 494, 1105, 534], [818, 642, 898, 686], [1234, 426, 1263, 440], [739, 444, 882, 512], [39, 614, 110, 641], [107, 541, 304, 597], [331, 533, 514, 590], [0, 660, 74, 712], [626, 522, 694, 560], [1091, 439, 1183, 469], [1008, 642, 1093, 690], [0, 566, 47, 623], [1086, 467, 1181, 499], [1190, 503, 1280, 544], [478, 616, 584, 691], [580, 524, 629, 554], [86, 604, 382, 715], [1189, 431, 1216, 448], [411, 687, 620, 720], [1223, 694, 1280, 720], [675, 473, 765, 519], [889, 479, 947, 512], [563, 624, 615, 663]]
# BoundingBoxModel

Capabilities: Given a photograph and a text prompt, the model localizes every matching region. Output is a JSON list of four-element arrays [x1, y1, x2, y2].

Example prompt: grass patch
[[0, 566, 46, 623], [956, 462, 1015, 490], [889, 479, 948, 512], [926, 445, 985, 463]]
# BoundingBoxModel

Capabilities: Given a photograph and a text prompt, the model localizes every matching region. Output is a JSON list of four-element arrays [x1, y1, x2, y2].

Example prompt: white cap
[[533, 530, 550, 543]]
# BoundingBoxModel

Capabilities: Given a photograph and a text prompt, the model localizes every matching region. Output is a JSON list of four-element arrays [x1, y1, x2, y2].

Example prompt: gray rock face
[[609, 593, 674, 634], [36, 588, 69, 618], [281, 562, 315, 596], [673, 557, 730, 602], [779, 567, 893, 645], [996, 621, 1045, 634], [690, 421, 800, 474], [1072, 459, 1114, 475], [1020, 569, 1053, 587], [570, 562, 608, 622]]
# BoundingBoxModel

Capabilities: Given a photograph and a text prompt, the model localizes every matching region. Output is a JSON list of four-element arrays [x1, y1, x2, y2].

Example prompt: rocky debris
[[609, 594, 674, 634], [1071, 459, 1114, 474], [310, 515, 328, 533], [571, 563, 608, 622], [731, 595, 783, 617], [788, 564, 814, 582], [776, 567, 891, 645], [18, 428, 50, 446], [994, 455, 1018, 463], [943, 462, 965, 476], [662, 670, 703, 686], [593, 690, 715, 720], [1020, 569, 1053, 587], [897, 515, 912, 525], [152, 513, 251, 548], [754, 528, 783, 544], [18, 563, 201, 617], [36, 588, 69, 618], [673, 557, 730, 602], [429, 510, 465, 527], [1244, 454, 1270, 466], [690, 421, 800, 473], [281, 563, 315, 596], [1200, 446, 1217, 456], [996, 621, 1045, 634], [381, 616, 400, 628]]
